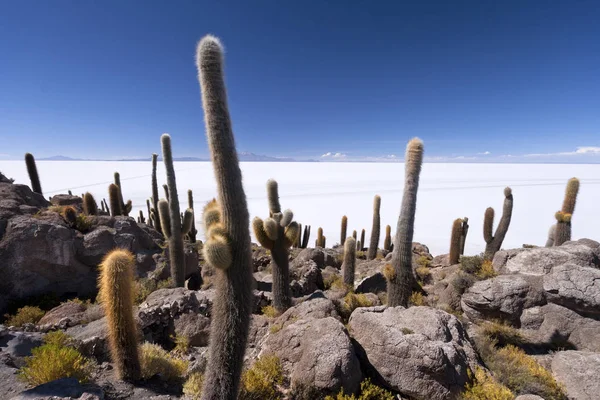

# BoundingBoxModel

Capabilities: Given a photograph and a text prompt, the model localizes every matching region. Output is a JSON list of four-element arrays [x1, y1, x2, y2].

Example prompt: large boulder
[[290, 260, 324, 296], [291, 248, 340, 269], [543, 263, 600, 317], [38, 301, 88, 330], [349, 306, 480, 400], [551, 351, 600, 400]]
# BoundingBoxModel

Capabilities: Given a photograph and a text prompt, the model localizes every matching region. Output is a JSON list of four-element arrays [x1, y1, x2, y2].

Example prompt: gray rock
[[551, 351, 600, 400], [173, 311, 211, 347], [0, 331, 44, 358], [38, 301, 87, 329], [262, 317, 361, 396], [349, 306, 480, 400], [515, 395, 545, 400], [275, 295, 340, 327], [543, 263, 600, 317], [0, 358, 28, 400], [290, 260, 324, 296], [10, 377, 104, 400], [291, 248, 340, 269], [355, 272, 386, 294], [50, 194, 83, 210], [66, 318, 110, 361]]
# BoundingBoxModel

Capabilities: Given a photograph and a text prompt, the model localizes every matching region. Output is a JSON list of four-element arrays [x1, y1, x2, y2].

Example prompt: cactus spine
[[196, 35, 254, 400], [367, 195, 381, 260], [253, 180, 298, 312], [483, 187, 513, 260], [98, 249, 140, 381], [387, 138, 423, 307], [151, 153, 161, 234], [108, 184, 122, 217], [342, 237, 357, 287], [160, 134, 190, 287], [24, 153, 42, 195], [383, 225, 392, 251], [187, 189, 198, 243], [449, 218, 463, 264], [554, 178, 579, 246], [83, 192, 98, 216], [340, 215, 348, 246], [360, 229, 365, 251]]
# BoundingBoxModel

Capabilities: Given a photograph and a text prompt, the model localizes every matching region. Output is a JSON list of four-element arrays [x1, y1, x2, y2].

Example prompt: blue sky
[[1, 1, 599, 162]]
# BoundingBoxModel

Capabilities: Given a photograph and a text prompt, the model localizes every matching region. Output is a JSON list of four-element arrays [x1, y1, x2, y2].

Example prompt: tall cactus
[[342, 237, 357, 287], [98, 249, 140, 381], [301, 225, 311, 248], [83, 192, 98, 216], [360, 229, 365, 251], [352, 230, 357, 241], [383, 225, 392, 251], [114, 172, 132, 216], [24, 153, 42, 195], [187, 189, 198, 243], [160, 134, 190, 287], [340, 215, 348, 246], [449, 218, 463, 264], [386, 138, 423, 307], [459, 217, 469, 256], [367, 195, 381, 260], [196, 35, 254, 400], [483, 187, 513, 260], [294, 223, 302, 248], [108, 184, 122, 217], [253, 180, 299, 312], [554, 178, 579, 246], [151, 153, 161, 234], [316, 227, 325, 248]]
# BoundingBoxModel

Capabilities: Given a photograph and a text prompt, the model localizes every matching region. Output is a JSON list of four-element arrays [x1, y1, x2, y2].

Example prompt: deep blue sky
[[1, 1, 599, 162]]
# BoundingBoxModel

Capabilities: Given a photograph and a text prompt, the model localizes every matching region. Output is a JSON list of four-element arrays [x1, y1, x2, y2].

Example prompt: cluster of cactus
[[98, 249, 140, 381], [158, 134, 194, 287], [386, 138, 423, 307], [316, 227, 326, 247], [253, 179, 299, 312], [24, 153, 43, 195], [196, 35, 254, 399], [367, 195, 381, 260], [548, 177, 579, 247], [340, 215, 348, 246], [449, 217, 469, 264], [83, 192, 98, 216], [113, 172, 132, 216], [483, 187, 513, 260]]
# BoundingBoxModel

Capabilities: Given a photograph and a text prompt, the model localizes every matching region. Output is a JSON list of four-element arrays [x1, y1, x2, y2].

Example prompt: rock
[[262, 317, 361, 395], [0, 358, 28, 399], [10, 377, 104, 400], [355, 272, 386, 294], [290, 260, 324, 296], [493, 241, 600, 276], [38, 301, 87, 329], [275, 294, 340, 327], [0, 331, 44, 358], [543, 263, 600, 317], [50, 194, 83, 209], [66, 318, 110, 361], [292, 248, 340, 269], [461, 275, 545, 323], [0, 182, 49, 221], [520, 303, 600, 352], [551, 351, 600, 400], [515, 395, 545, 400], [349, 306, 480, 400], [173, 312, 211, 347]]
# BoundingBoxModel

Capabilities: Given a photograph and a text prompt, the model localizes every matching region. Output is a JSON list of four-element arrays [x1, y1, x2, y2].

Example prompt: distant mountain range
[[39, 152, 314, 162]]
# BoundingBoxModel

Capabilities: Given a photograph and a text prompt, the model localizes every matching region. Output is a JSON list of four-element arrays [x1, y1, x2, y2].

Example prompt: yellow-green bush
[[183, 372, 204, 399], [461, 367, 513, 400], [5, 306, 45, 327], [324, 274, 347, 291], [477, 260, 498, 280], [415, 265, 431, 283], [409, 291, 425, 306], [343, 293, 373, 315], [172, 334, 190, 355], [325, 378, 395, 400], [239, 355, 284, 400], [481, 320, 523, 346], [139, 342, 189, 381], [262, 305, 280, 318], [19, 333, 93, 385]]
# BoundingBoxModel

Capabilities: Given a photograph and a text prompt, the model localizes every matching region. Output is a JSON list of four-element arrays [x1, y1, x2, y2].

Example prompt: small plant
[[4, 305, 45, 327], [261, 305, 280, 318], [401, 327, 414, 335], [139, 342, 189, 381], [269, 323, 283, 334], [183, 372, 204, 399], [343, 293, 373, 315], [172, 334, 191, 355], [75, 213, 92, 232], [43, 330, 76, 347], [19, 334, 93, 385], [239, 355, 284, 400], [476, 260, 497, 280], [415, 265, 431, 283], [481, 320, 523, 347], [461, 367, 514, 400], [325, 378, 395, 400], [409, 291, 425, 306], [324, 274, 347, 291], [460, 255, 483, 274]]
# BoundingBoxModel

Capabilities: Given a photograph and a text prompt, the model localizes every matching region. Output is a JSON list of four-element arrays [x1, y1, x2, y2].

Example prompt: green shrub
[[477, 260, 498, 280], [75, 214, 92, 232], [324, 274, 347, 291], [172, 334, 190, 355], [416, 255, 431, 268], [415, 265, 431, 283], [409, 292, 425, 306], [461, 367, 513, 400], [239, 355, 284, 400], [343, 293, 373, 315], [460, 255, 483, 274], [5, 306, 45, 327], [481, 320, 523, 347], [451, 271, 477, 294], [262, 305, 280, 318], [139, 342, 189, 381], [43, 331, 75, 347], [325, 378, 395, 399], [183, 372, 204, 399]]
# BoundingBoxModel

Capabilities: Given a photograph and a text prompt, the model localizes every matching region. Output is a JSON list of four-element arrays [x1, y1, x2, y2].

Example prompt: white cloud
[[477, 151, 491, 155], [525, 146, 600, 157], [575, 146, 600, 154], [321, 152, 347, 158]]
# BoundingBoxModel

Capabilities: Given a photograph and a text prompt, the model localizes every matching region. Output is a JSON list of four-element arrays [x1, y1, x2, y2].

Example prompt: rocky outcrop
[[551, 351, 600, 400], [349, 306, 480, 400], [10, 377, 104, 400], [291, 248, 340, 269], [543, 263, 600, 317]]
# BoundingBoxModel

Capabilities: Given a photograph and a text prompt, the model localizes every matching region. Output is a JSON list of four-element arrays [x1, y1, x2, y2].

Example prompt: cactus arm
[[24, 153, 43, 195]]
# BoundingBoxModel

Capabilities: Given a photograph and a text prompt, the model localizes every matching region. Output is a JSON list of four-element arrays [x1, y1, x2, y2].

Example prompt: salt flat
[[1, 160, 598, 256]]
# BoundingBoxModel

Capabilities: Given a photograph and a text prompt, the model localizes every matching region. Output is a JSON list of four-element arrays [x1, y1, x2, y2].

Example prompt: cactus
[[160, 134, 192, 287], [449, 218, 463, 264], [554, 178, 579, 246], [98, 249, 140, 381], [108, 184, 122, 217], [483, 187, 513, 260], [360, 229, 365, 251], [83, 192, 98, 216], [342, 237, 357, 287], [61, 206, 77, 228], [352, 230, 357, 241], [151, 153, 162, 234], [113, 172, 132, 216], [316, 227, 325, 248], [383, 225, 392, 251], [545, 224, 556, 247], [138, 210, 145, 224], [367, 195, 381, 260], [301, 225, 311, 248], [253, 179, 298, 312], [187, 190, 198, 243], [68, 190, 72, 196], [459, 217, 469, 256], [101, 199, 106, 213], [196, 35, 254, 400], [163, 184, 169, 201], [340, 215, 348, 246], [294, 223, 302, 248], [24, 153, 42, 195], [387, 138, 423, 307]]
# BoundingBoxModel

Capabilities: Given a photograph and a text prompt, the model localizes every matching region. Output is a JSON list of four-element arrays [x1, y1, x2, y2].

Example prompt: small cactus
[[342, 237, 357, 287], [253, 179, 299, 312], [340, 215, 348, 246], [367, 195, 382, 260], [294, 223, 302, 248], [138, 210, 145, 224], [83, 192, 98, 216], [301, 225, 311, 248], [24, 153, 42, 195], [108, 184, 122, 217], [98, 249, 140, 381], [114, 172, 132, 216], [459, 217, 469, 256], [449, 218, 463, 264], [352, 230, 357, 241], [554, 178, 579, 246], [151, 153, 162, 234], [61, 206, 77, 227], [383, 225, 392, 251], [316, 227, 325, 248], [163, 184, 169, 201], [387, 138, 423, 307], [360, 229, 365, 251], [483, 187, 513, 260]]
